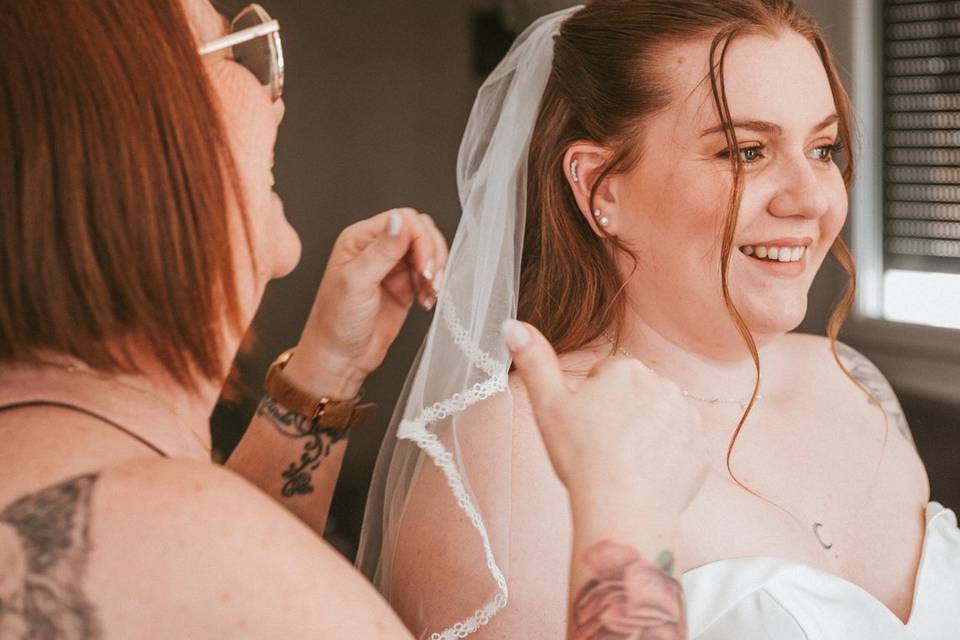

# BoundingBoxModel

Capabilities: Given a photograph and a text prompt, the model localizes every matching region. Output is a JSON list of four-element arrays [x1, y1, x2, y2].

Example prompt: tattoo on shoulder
[[256, 395, 349, 498], [573, 540, 687, 639], [836, 344, 915, 447], [0, 474, 102, 639]]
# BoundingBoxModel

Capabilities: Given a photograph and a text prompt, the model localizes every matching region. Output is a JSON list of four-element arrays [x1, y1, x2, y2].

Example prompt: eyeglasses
[[198, 4, 284, 102]]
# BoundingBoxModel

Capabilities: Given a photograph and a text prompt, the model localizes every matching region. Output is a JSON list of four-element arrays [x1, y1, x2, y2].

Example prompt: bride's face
[[611, 30, 847, 357]]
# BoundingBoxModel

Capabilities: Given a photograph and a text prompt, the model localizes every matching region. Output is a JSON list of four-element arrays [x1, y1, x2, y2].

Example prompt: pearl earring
[[570, 159, 580, 183], [593, 208, 610, 228]]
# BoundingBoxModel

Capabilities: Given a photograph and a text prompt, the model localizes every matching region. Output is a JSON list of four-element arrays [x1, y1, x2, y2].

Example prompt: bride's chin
[[741, 306, 807, 338]]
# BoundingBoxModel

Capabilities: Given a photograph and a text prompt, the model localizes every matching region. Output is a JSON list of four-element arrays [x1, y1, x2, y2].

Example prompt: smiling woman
[[360, 1, 960, 638]]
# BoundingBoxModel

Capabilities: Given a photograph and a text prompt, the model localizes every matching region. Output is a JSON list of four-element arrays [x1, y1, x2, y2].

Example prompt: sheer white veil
[[357, 6, 583, 639]]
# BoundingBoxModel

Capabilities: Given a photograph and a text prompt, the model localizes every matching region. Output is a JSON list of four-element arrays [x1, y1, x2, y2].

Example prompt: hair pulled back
[[520, 0, 858, 485]]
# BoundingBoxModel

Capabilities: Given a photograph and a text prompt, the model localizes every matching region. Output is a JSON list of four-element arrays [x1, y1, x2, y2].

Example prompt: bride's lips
[[736, 237, 813, 278]]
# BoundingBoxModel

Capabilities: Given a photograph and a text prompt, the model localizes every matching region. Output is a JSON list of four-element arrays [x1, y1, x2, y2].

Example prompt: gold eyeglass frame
[[198, 4, 284, 102]]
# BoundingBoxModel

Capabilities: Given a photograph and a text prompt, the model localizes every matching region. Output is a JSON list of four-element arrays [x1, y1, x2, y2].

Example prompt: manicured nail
[[432, 269, 444, 293], [423, 296, 436, 311], [502, 320, 530, 351], [422, 259, 435, 281], [388, 210, 402, 237]]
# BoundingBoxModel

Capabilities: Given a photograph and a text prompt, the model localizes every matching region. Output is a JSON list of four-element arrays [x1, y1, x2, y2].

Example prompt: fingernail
[[433, 269, 444, 292], [423, 296, 436, 311], [502, 320, 530, 351], [388, 210, 402, 237], [423, 259, 435, 281]]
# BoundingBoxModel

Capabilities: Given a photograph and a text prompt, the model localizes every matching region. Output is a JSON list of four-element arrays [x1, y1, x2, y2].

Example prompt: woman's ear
[[563, 142, 620, 237]]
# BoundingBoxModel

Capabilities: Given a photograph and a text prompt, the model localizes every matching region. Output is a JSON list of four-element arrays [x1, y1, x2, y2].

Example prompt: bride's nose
[[767, 157, 830, 220], [273, 98, 286, 127]]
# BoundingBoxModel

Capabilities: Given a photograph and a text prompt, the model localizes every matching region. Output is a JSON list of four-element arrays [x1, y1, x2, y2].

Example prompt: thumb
[[354, 210, 414, 284], [503, 320, 568, 415]]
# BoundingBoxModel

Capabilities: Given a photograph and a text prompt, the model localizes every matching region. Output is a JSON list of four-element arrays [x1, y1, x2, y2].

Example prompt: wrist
[[568, 479, 685, 525], [281, 347, 366, 400]]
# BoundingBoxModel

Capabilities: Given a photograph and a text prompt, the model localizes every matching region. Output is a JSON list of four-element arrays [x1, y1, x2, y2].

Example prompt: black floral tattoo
[[256, 396, 349, 498], [0, 474, 102, 639], [837, 344, 915, 448]]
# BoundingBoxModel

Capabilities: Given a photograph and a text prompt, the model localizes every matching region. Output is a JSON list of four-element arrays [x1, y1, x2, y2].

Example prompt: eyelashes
[[715, 140, 846, 164]]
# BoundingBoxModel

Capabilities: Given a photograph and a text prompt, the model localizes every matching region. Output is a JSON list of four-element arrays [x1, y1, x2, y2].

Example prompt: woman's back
[[0, 389, 417, 640]]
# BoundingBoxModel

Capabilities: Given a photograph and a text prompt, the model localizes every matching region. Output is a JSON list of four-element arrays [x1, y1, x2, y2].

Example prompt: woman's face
[[181, 0, 302, 312], [610, 31, 847, 359]]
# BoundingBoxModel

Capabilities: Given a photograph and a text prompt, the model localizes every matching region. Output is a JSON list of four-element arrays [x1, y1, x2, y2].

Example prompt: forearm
[[226, 350, 364, 536], [567, 496, 688, 640]]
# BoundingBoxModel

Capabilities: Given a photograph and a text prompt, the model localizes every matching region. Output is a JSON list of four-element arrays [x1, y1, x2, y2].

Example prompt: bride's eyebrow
[[698, 113, 840, 138]]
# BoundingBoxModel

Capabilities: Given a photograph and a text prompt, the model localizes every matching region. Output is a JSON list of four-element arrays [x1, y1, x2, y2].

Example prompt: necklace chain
[[40, 359, 212, 455], [601, 332, 762, 408]]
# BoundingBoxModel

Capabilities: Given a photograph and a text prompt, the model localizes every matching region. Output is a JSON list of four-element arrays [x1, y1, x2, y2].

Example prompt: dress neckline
[[681, 502, 952, 630]]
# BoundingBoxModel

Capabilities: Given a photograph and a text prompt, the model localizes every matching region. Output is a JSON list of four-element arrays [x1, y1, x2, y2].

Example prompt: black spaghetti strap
[[0, 400, 168, 457]]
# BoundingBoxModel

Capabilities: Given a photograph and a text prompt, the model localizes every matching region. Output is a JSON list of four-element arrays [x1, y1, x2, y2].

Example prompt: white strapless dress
[[681, 502, 960, 639]]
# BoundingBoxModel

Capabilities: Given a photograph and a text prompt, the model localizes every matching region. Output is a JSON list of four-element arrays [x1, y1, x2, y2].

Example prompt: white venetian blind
[[884, 0, 960, 274]]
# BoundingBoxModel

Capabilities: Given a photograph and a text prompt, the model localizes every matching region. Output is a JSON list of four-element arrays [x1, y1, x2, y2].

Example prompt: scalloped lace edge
[[396, 303, 510, 639]]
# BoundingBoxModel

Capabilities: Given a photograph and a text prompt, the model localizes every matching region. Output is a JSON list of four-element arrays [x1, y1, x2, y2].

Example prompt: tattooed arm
[[225, 361, 357, 535], [227, 209, 448, 536], [503, 321, 705, 639], [836, 343, 916, 450], [567, 498, 688, 639]]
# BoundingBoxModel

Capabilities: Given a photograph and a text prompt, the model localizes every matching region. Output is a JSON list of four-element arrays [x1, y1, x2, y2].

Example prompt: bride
[[358, 1, 960, 638]]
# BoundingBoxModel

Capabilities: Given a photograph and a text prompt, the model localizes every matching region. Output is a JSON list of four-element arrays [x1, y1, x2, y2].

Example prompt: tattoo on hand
[[256, 396, 349, 498], [0, 474, 102, 639], [573, 540, 687, 640], [837, 344, 915, 448]]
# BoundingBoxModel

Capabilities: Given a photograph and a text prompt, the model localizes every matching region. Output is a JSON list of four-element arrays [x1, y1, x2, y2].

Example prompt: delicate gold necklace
[[601, 332, 762, 409], [37, 359, 212, 455]]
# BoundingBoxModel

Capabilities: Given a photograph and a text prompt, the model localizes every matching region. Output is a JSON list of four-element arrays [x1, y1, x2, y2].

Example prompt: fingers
[[352, 208, 449, 309], [419, 213, 449, 290], [502, 320, 568, 416]]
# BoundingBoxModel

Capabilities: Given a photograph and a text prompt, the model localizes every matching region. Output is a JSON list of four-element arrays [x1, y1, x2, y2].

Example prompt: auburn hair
[[520, 0, 859, 488], [0, 0, 249, 389]]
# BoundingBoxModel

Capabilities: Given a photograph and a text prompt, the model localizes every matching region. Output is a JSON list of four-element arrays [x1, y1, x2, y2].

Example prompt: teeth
[[739, 245, 807, 263]]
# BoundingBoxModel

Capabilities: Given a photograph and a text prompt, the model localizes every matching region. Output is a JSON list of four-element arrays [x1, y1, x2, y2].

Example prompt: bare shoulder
[[0, 459, 409, 640], [782, 333, 916, 449]]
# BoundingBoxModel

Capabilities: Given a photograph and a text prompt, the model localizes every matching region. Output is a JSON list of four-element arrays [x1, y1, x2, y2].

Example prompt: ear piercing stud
[[593, 208, 610, 228], [570, 159, 580, 183]]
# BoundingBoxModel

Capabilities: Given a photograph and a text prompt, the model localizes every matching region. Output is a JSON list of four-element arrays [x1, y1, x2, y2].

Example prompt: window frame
[[842, 0, 960, 404]]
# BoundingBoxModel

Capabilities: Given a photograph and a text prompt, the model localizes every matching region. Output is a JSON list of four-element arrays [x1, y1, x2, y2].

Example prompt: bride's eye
[[808, 140, 845, 163], [716, 145, 765, 164]]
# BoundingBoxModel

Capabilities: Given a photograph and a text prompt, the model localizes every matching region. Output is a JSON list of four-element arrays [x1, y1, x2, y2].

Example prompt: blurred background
[[211, 0, 960, 559]]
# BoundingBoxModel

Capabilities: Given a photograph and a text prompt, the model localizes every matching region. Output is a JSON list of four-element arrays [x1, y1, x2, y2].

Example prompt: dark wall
[[211, 0, 481, 555]]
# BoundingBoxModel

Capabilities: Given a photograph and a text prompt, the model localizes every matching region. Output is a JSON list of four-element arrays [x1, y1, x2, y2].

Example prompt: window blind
[[884, 0, 960, 274]]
